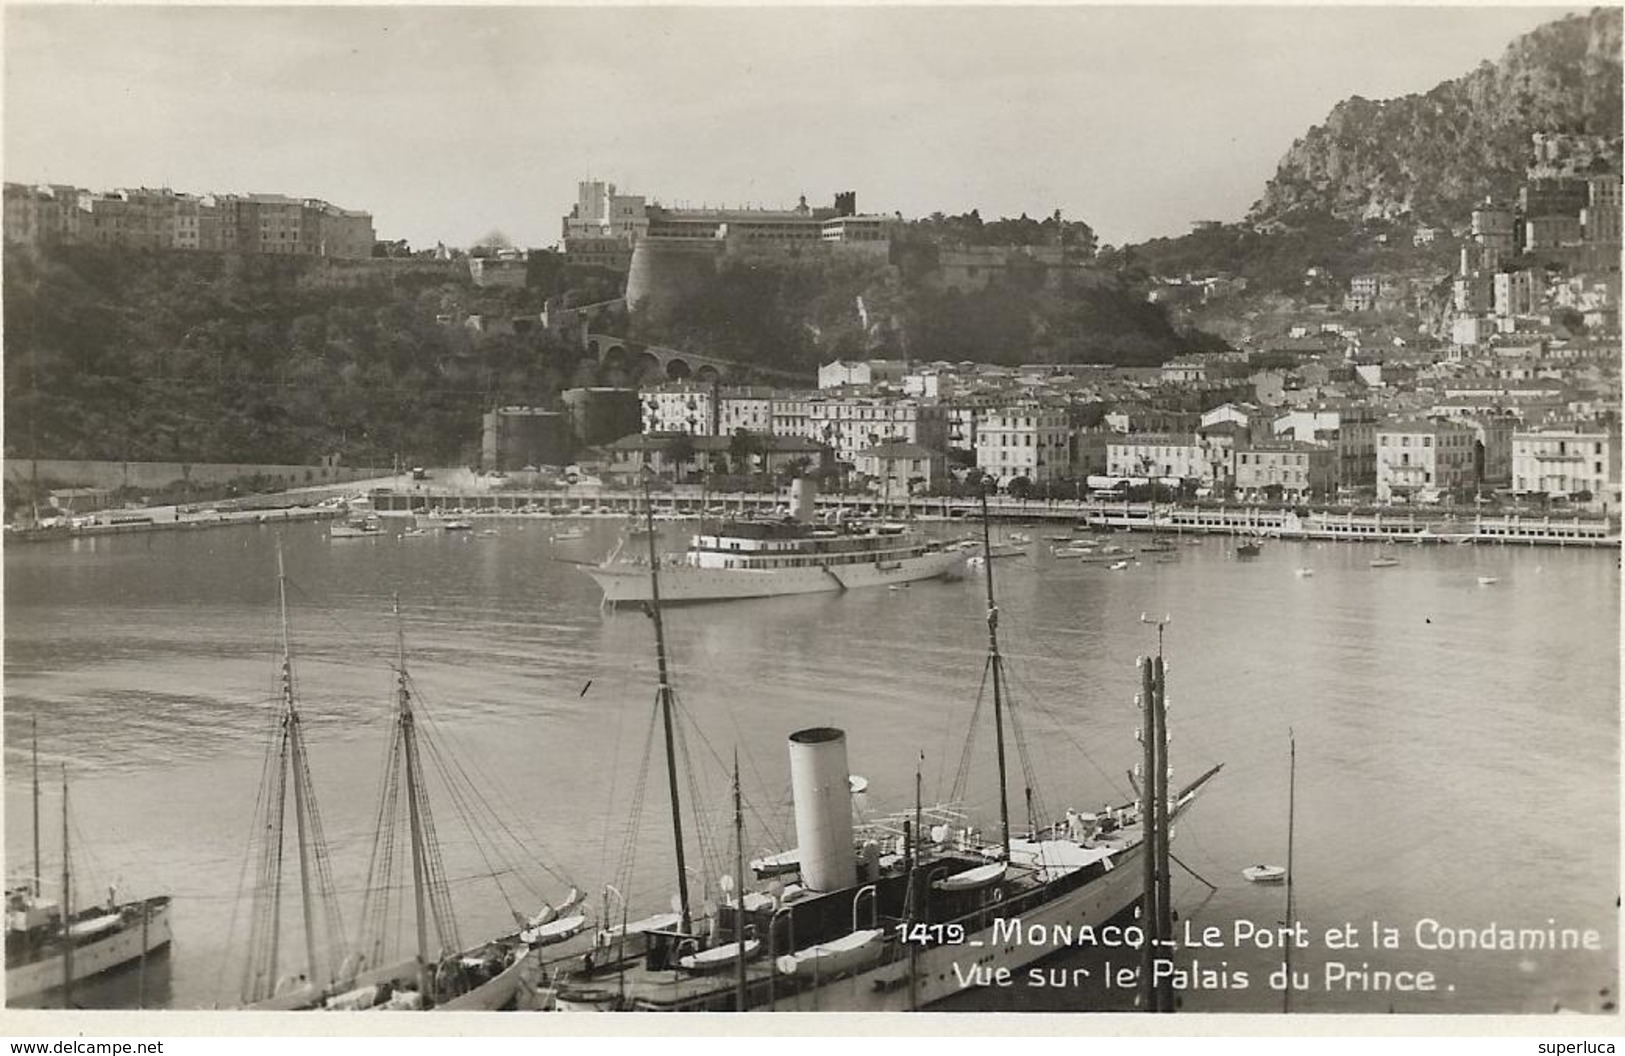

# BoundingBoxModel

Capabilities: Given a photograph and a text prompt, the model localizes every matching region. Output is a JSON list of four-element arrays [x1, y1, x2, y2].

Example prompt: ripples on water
[[3, 521, 1617, 1014]]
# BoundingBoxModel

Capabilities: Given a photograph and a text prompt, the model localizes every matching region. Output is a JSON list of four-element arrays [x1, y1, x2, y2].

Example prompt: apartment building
[[770, 394, 815, 443], [718, 388, 775, 434], [854, 442, 947, 495], [807, 395, 949, 467], [1234, 441, 1334, 498], [1375, 419, 1478, 502], [641, 383, 716, 435], [977, 404, 1073, 483], [1512, 429, 1620, 510], [1104, 433, 1205, 482], [3, 183, 374, 258]]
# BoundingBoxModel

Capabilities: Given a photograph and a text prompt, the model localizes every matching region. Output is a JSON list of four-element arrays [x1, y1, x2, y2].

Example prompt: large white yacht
[[585, 480, 966, 604]]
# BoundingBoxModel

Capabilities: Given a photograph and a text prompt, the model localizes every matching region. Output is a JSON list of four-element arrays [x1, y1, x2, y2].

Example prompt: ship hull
[[770, 842, 1145, 1011], [6, 898, 172, 1004], [552, 841, 1148, 1013], [243, 943, 530, 1012], [588, 549, 967, 604]]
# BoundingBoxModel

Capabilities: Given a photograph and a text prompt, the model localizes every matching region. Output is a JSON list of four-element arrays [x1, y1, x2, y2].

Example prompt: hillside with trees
[[3, 244, 604, 465], [5, 209, 1221, 465], [629, 213, 1220, 373]]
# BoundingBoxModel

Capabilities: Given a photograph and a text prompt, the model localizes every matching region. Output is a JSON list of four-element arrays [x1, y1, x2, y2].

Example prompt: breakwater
[[7, 504, 340, 543]]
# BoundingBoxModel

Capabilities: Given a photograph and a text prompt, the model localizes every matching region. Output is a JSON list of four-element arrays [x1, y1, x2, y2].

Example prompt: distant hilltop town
[[2, 183, 375, 259]]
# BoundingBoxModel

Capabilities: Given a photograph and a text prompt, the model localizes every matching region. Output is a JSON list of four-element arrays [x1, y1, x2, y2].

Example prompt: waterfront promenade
[[368, 486, 1621, 548]]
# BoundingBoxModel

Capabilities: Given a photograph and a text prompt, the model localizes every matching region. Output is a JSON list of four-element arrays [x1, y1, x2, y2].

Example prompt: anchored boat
[[585, 479, 965, 605], [546, 484, 1222, 1012], [5, 721, 171, 1006]]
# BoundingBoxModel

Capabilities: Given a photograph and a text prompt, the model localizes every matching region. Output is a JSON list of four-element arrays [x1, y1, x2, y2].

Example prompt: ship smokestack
[[787, 727, 856, 893], [790, 476, 816, 524]]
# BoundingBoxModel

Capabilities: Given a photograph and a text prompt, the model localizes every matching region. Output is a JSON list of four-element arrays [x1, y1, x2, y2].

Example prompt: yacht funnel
[[790, 477, 816, 524], [787, 727, 856, 893]]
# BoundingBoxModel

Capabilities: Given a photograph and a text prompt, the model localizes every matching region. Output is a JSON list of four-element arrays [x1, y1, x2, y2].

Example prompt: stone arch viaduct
[[583, 333, 810, 386]]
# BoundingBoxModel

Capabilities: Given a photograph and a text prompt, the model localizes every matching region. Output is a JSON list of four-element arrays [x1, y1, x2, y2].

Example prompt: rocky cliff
[[1251, 7, 1622, 226]]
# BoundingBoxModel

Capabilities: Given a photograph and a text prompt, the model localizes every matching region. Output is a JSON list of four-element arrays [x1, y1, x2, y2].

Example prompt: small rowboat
[[324, 983, 387, 1011], [67, 913, 124, 941], [597, 911, 681, 947], [516, 886, 582, 931], [679, 938, 760, 972], [1295, 568, 1314, 578], [775, 929, 886, 977], [849, 775, 869, 794], [1370, 557, 1400, 568], [523, 912, 587, 946], [1242, 864, 1286, 884], [932, 861, 1007, 892], [1477, 576, 1499, 586], [750, 848, 800, 878]]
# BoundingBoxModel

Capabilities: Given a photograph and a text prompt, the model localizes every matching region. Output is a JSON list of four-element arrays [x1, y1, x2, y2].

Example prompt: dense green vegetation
[[4, 230, 1218, 466], [631, 242, 1219, 373], [3, 245, 609, 465], [1117, 214, 1461, 296]]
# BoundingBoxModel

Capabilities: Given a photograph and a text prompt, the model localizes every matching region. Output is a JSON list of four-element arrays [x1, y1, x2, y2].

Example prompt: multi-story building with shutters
[[2, 183, 373, 258], [975, 404, 1072, 484], [1375, 419, 1478, 502]]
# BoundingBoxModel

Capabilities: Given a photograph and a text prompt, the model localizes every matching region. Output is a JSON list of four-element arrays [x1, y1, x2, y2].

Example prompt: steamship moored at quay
[[545, 491, 1219, 1012], [545, 727, 1219, 1012]]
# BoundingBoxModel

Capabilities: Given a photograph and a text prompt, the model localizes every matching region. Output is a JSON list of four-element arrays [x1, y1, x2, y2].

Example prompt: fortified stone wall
[[3, 459, 391, 492], [624, 238, 724, 311]]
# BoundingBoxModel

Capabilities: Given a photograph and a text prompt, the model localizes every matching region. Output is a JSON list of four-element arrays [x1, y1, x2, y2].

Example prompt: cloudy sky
[[3, 4, 1581, 249]]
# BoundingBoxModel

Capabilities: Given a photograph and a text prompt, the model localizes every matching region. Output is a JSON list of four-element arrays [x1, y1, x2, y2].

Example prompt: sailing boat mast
[[732, 749, 747, 1011], [277, 546, 323, 993], [1283, 731, 1297, 1014], [643, 468, 692, 934], [1153, 641, 1174, 1011], [1137, 652, 1159, 1010], [907, 751, 923, 1012], [1136, 614, 1175, 1013], [32, 717, 41, 898], [395, 595, 434, 1000], [977, 483, 1013, 862], [60, 765, 72, 1007]]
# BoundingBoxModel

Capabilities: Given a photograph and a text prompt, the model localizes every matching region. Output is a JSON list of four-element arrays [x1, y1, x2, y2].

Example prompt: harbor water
[[3, 520, 1617, 1013]]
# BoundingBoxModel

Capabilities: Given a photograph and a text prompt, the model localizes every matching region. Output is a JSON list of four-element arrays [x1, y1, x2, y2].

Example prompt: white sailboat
[[5, 725, 171, 1006]]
